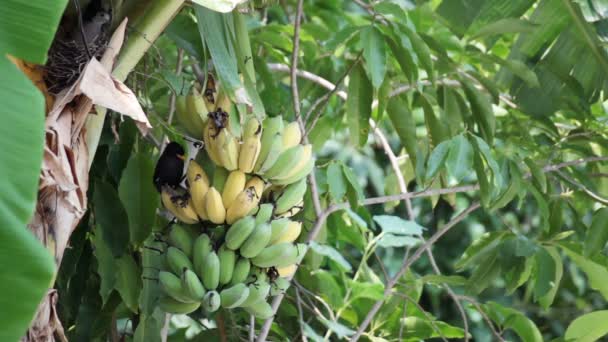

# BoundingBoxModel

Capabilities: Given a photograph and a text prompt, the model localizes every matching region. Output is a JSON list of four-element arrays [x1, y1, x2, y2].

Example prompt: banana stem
[[85, 0, 185, 167]]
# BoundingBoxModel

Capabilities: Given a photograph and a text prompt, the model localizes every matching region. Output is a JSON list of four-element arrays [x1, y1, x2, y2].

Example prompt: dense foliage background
[[4, 0, 608, 341]]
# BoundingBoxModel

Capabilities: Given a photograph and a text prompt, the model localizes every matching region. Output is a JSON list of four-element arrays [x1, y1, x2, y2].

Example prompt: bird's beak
[[177, 154, 185, 160]]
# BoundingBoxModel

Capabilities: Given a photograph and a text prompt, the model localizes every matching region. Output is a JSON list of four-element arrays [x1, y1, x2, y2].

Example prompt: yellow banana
[[275, 200, 303, 218], [282, 121, 302, 149], [187, 160, 210, 220], [217, 129, 239, 171], [276, 264, 297, 277], [205, 187, 226, 224], [273, 221, 302, 244], [225, 177, 265, 224], [174, 195, 200, 223], [161, 189, 199, 224], [203, 121, 223, 166], [222, 170, 246, 209], [238, 117, 262, 173]]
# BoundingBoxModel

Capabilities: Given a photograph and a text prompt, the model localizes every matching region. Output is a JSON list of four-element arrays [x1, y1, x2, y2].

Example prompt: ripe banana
[[217, 129, 239, 171], [159, 271, 195, 303], [181, 269, 206, 301], [282, 121, 302, 149], [262, 145, 304, 180], [187, 88, 209, 120], [193, 234, 213, 281], [168, 225, 194, 257], [174, 194, 200, 223], [220, 283, 250, 309], [161, 190, 199, 224], [273, 221, 302, 244], [159, 296, 201, 314], [187, 160, 210, 220], [241, 279, 271, 308], [238, 117, 262, 173], [275, 178, 307, 215], [276, 264, 297, 277], [251, 243, 299, 268], [203, 120, 223, 166], [175, 94, 205, 139], [254, 116, 284, 172], [244, 300, 274, 319], [218, 244, 236, 285], [255, 203, 274, 225], [225, 178, 264, 224], [270, 277, 291, 296], [230, 257, 251, 286], [239, 223, 272, 258], [257, 132, 284, 174], [225, 215, 256, 250], [201, 251, 220, 290], [202, 290, 221, 313], [205, 187, 226, 224], [166, 247, 194, 276], [269, 218, 291, 245], [222, 170, 246, 209]]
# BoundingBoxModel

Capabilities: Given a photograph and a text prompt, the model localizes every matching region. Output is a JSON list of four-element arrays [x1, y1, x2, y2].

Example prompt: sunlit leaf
[[565, 311, 608, 342]]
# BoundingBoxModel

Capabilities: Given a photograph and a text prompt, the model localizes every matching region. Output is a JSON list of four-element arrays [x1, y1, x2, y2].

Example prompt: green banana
[[272, 157, 314, 186], [230, 258, 251, 286], [251, 243, 299, 268], [255, 116, 284, 172], [166, 247, 194, 276], [257, 133, 284, 174], [270, 277, 291, 296], [274, 178, 307, 215], [281, 121, 302, 149], [201, 251, 220, 290], [272, 221, 302, 244], [220, 283, 250, 309], [240, 279, 271, 308], [269, 218, 290, 245], [193, 234, 213, 280], [159, 271, 195, 303], [168, 225, 194, 257], [244, 300, 274, 319], [218, 244, 236, 285], [255, 203, 274, 225], [159, 296, 201, 314], [262, 145, 304, 180], [225, 215, 256, 250], [240, 223, 272, 258], [202, 290, 221, 312], [181, 269, 206, 301]]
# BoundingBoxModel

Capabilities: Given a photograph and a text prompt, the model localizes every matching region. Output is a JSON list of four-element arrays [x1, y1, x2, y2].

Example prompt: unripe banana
[[201, 251, 220, 290], [222, 170, 246, 208], [282, 121, 302, 149], [269, 218, 291, 245], [272, 157, 314, 186], [205, 187, 226, 224], [218, 244, 236, 285], [274, 221, 302, 244], [159, 296, 201, 314], [257, 133, 284, 174], [166, 247, 194, 276], [202, 290, 221, 312], [175, 94, 205, 139], [187, 160, 210, 219], [251, 243, 299, 268], [240, 279, 271, 308], [159, 271, 195, 303], [262, 145, 304, 180], [225, 216, 256, 250], [181, 269, 206, 301], [187, 88, 209, 119], [220, 283, 250, 309], [203, 120, 223, 166], [168, 225, 194, 257], [193, 234, 213, 280], [217, 129, 239, 171], [272, 144, 312, 182], [254, 116, 284, 171], [275, 200, 304, 218], [276, 264, 297, 277], [244, 300, 274, 319], [240, 223, 272, 258], [161, 190, 199, 224], [255, 203, 274, 225], [212, 166, 229, 193], [275, 178, 307, 215], [270, 277, 291, 296], [230, 258, 251, 286]]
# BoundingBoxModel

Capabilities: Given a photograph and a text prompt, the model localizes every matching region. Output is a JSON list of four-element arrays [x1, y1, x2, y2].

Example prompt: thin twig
[[295, 288, 308, 342], [249, 315, 255, 342], [555, 169, 608, 205], [456, 295, 505, 342]]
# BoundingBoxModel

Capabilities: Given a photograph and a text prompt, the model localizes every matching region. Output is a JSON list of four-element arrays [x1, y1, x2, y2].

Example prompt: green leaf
[[374, 77, 391, 122], [419, 93, 449, 146], [386, 34, 417, 82], [470, 18, 538, 39], [119, 153, 159, 247], [346, 63, 373, 147], [473, 149, 491, 206], [560, 243, 608, 300], [373, 215, 424, 235], [387, 96, 417, 169], [92, 227, 117, 305], [361, 26, 387, 89], [397, 23, 434, 79], [421, 274, 468, 286], [318, 317, 356, 339], [313, 270, 344, 307], [425, 140, 452, 181], [165, 13, 205, 61], [565, 311, 608, 342], [342, 164, 364, 208], [460, 79, 495, 144], [485, 302, 543, 342], [446, 134, 473, 182], [538, 246, 563, 308], [377, 234, 421, 248], [347, 280, 385, 301], [456, 231, 507, 270], [309, 242, 352, 272], [115, 254, 142, 313], [466, 249, 500, 294], [0, 0, 67, 63], [584, 207, 608, 257], [524, 158, 547, 193], [94, 181, 130, 257], [533, 246, 556, 299], [327, 162, 347, 202]]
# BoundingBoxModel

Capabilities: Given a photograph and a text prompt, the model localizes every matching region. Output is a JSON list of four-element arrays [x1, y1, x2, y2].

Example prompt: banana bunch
[[158, 210, 305, 318], [175, 87, 208, 139]]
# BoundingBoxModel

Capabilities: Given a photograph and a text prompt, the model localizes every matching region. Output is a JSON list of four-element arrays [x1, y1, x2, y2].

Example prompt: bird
[[153, 142, 186, 192]]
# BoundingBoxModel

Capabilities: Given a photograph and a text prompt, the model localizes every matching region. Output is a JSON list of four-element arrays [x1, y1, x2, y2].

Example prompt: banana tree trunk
[[23, 1, 184, 340]]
